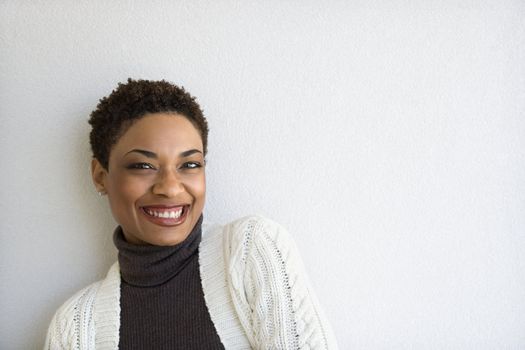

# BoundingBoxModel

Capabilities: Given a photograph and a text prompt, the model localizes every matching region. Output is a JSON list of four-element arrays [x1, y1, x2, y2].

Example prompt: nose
[[151, 169, 184, 197]]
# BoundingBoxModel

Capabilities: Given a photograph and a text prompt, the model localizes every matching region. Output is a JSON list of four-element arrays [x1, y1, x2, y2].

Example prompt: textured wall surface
[[1, 1, 525, 349]]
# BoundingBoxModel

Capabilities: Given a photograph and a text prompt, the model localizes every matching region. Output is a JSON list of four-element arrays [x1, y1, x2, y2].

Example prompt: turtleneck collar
[[113, 215, 203, 287]]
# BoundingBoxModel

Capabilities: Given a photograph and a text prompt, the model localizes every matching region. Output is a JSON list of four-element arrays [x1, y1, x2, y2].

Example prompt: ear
[[91, 158, 108, 194]]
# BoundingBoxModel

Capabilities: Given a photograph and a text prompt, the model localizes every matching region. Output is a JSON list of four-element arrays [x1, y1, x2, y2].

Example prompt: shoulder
[[44, 262, 121, 350], [219, 215, 303, 281], [221, 216, 339, 349], [226, 214, 285, 233], [223, 214, 295, 254], [45, 280, 102, 349], [202, 214, 295, 258], [204, 216, 339, 349], [201, 214, 300, 290], [52, 280, 102, 326]]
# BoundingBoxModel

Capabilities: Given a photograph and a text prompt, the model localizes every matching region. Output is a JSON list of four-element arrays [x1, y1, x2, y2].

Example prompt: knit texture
[[44, 215, 339, 350], [115, 215, 202, 287], [224, 217, 336, 349]]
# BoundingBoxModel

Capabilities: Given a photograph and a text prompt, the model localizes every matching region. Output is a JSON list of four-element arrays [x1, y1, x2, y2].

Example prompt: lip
[[140, 204, 190, 227]]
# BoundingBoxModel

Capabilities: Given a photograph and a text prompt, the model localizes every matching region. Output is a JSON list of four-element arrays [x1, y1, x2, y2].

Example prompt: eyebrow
[[124, 148, 203, 158]]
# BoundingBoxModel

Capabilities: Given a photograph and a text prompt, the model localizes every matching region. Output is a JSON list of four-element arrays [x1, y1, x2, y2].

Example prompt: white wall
[[1, 1, 524, 349]]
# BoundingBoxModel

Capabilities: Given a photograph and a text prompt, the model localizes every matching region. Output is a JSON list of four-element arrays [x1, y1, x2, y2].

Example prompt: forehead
[[112, 113, 203, 153]]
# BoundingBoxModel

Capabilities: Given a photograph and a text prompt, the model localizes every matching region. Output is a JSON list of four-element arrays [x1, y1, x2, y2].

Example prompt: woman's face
[[91, 113, 206, 246]]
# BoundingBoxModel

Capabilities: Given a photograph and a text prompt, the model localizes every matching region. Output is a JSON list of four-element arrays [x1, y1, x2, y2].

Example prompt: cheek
[[107, 174, 151, 208], [186, 174, 206, 201]]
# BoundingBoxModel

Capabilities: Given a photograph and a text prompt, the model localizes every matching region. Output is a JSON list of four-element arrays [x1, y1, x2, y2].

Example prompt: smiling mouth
[[141, 205, 189, 226]]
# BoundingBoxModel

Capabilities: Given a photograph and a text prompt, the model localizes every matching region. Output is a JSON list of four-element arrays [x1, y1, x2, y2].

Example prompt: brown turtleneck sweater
[[113, 216, 225, 350]]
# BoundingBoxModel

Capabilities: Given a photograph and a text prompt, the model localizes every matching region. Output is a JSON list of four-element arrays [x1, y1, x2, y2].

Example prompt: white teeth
[[145, 208, 183, 219]]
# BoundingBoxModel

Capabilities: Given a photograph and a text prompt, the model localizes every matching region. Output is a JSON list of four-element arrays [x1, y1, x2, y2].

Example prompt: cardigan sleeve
[[226, 216, 338, 350]]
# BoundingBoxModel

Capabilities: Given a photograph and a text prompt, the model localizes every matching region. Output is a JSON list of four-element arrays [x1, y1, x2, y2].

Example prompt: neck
[[113, 215, 203, 287]]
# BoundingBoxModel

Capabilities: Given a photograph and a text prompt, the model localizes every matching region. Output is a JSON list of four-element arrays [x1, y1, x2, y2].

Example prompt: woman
[[45, 79, 338, 349]]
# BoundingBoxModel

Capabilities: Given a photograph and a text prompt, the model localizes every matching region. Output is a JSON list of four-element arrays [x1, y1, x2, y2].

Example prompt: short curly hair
[[88, 78, 208, 169]]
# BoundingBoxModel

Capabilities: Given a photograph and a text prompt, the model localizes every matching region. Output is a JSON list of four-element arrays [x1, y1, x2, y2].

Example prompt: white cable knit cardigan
[[45, 215, 338, 349]]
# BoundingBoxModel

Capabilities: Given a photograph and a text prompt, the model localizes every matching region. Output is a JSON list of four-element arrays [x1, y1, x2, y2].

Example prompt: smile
[[140, 205, 189, 226], [145, 207, 183, 218]]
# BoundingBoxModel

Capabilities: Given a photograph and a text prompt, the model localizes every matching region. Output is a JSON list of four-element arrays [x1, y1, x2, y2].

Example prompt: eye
[[181, 161, 202, 170], [127, 162, 156, 170]]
